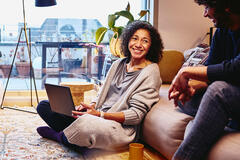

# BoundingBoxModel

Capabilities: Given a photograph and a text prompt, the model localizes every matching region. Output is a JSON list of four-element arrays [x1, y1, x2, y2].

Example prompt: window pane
[[0, 0, 144, 91]]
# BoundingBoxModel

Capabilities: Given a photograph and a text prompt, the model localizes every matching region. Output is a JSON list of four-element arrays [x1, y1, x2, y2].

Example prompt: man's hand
[[168, 67, 194, 106], [169, 87, 195, 106], [169, 68, 189, 94], [168, 66, 208, 107], [72, 103, 100, 118]]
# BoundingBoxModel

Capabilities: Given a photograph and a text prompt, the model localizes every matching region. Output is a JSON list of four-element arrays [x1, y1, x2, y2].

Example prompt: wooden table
[[60, 81, 94, 106]]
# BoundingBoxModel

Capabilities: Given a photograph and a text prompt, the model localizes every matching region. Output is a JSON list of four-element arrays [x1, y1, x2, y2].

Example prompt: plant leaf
[[115, 11, 134, 22], [138, 10, 149, 19], [108, 14, 116, 29], [113, 26, 124, 38], [126, 2, 130, 12], [95, 27, 108, 45], [115, 15, 120, 21]]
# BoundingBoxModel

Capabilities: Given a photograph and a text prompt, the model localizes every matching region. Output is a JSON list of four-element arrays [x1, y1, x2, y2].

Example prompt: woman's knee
[[36, 100, 51, 115]]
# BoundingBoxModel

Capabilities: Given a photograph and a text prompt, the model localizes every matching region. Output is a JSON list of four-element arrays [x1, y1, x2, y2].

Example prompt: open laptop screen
[[44, 83, 75, 117]]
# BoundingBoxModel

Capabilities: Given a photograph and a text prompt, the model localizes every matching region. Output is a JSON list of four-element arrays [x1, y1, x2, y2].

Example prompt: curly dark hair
[[194, 0, 240, 14], [120, 20, 164, 63], [194, 0, 217, 7]]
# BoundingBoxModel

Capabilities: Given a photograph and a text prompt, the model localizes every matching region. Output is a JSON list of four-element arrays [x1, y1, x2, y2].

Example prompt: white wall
[[157, 0, 213, 52]]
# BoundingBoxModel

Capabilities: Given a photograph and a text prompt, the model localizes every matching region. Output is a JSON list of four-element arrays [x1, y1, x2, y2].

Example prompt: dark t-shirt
[[206, 28, 240, 84]]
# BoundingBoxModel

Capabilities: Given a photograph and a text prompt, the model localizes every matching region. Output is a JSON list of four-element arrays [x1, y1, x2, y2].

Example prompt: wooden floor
[[143, 145, 167, 160]]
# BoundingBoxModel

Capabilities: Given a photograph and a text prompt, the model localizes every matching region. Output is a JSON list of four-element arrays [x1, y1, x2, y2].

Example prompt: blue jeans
[[172, 81, 240, 160]]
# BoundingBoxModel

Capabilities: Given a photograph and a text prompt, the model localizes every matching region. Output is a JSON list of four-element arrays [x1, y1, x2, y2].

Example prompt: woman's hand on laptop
[[75, 105, 87, 112], [72, 102, 100, 118]]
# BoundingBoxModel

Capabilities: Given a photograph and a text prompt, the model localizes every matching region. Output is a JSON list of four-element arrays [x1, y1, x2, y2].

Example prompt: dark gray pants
[[172, 81, 240, 160]]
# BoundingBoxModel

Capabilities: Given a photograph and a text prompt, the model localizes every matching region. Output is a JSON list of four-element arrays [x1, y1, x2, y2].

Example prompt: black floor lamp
[[0, 0, 57, 113]]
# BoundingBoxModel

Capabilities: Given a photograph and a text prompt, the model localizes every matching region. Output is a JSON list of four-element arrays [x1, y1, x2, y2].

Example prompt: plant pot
[[15, 62, 30, 77], [0, 64, 12, 78]]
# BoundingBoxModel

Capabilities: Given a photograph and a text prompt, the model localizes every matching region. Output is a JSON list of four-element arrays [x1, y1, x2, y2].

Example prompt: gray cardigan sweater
[[95, 58, 161, 125], [64, 58, 162, 150]]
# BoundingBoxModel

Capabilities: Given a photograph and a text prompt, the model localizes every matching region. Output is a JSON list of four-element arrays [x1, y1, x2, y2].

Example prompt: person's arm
[[188, 79, 208, 92], [169, 66, 208, 93], [206, 28, 240, 84], [180, 66, 208, 82], [72, 102, 125, 123], [168, 66, 208, 106], [72, 87, 159, 125], [207, 56, 240, 84], [99, 112, 125, 123]]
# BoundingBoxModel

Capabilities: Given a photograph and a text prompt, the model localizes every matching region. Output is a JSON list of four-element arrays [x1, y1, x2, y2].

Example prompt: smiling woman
[[128, 29, 151, 60], [35, 20, 163, 152]]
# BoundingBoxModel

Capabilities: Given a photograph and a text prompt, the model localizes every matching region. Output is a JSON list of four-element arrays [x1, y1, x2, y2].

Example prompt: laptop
[[44, 83, 75, 117]]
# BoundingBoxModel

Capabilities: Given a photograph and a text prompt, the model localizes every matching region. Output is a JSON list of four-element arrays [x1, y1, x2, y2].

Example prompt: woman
[[36, 20, 164, 151]]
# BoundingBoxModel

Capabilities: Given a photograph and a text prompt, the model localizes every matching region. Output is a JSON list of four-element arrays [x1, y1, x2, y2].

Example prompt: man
[[168, 0, 240, 159]]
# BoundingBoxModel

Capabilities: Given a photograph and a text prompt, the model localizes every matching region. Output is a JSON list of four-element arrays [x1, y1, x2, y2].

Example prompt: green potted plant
[[95, 2, 149, 58]]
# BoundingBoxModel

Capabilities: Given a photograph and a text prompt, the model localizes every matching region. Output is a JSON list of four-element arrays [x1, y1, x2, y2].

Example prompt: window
[[0, 0, 149, 91]]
